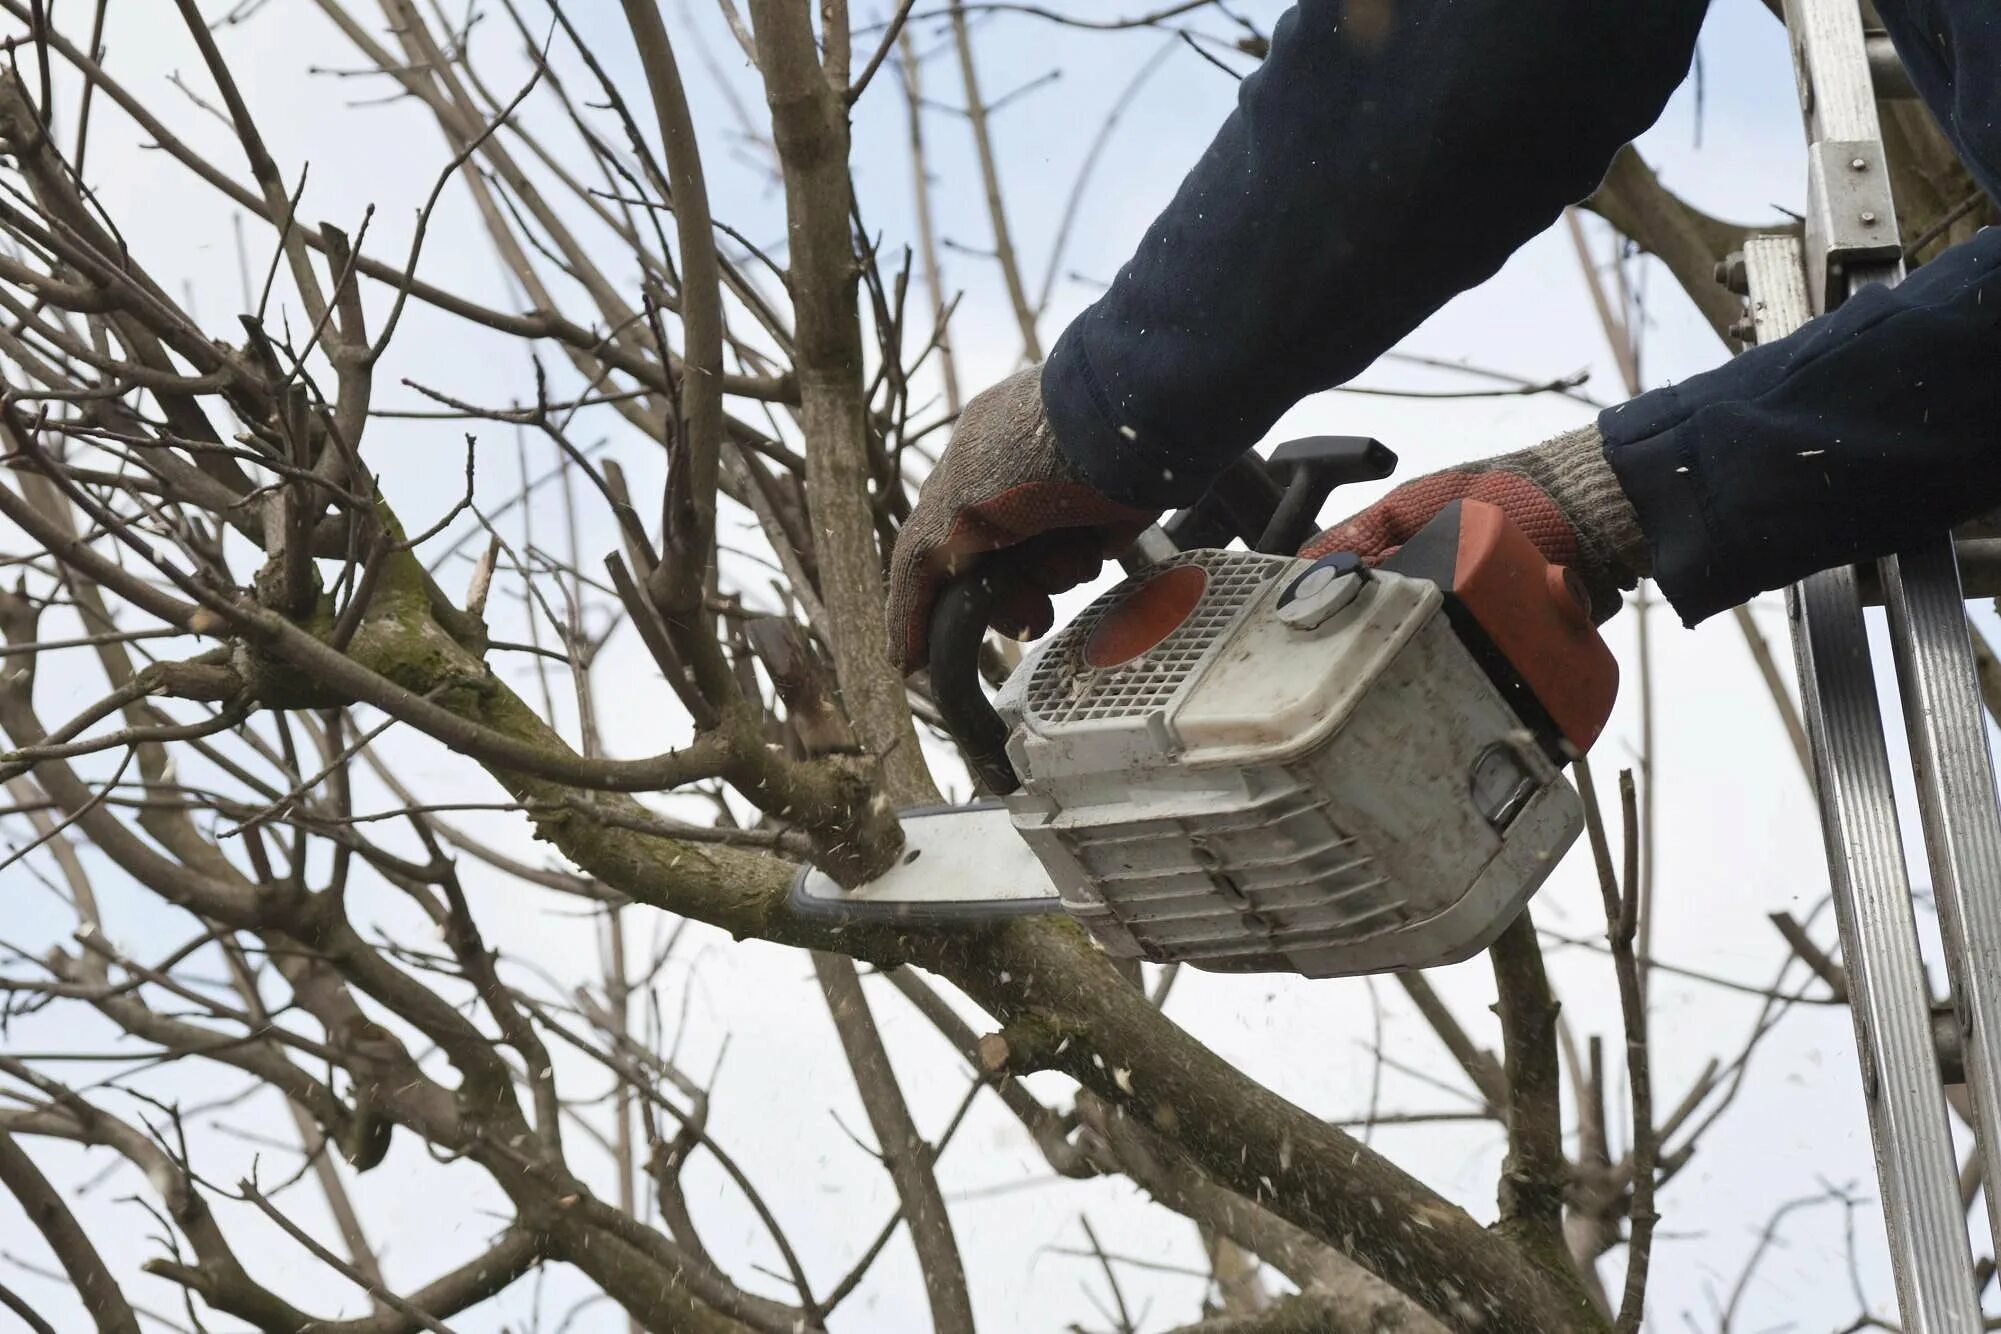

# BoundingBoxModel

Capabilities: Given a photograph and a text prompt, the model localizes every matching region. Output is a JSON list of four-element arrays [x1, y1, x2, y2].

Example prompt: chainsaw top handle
[[928, 436, 1399, 797]]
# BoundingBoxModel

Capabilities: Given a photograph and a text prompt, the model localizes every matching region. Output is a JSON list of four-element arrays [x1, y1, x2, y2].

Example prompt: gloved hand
[[1300, 425, 1648, 622], [886, 366, 1154, 674]]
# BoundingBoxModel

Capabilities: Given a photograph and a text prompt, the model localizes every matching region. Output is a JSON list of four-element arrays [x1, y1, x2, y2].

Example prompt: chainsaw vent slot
[[1000, 562, 1582, 978], [1053, 766, 1403, 963], [1023, 551, 1284, 726]]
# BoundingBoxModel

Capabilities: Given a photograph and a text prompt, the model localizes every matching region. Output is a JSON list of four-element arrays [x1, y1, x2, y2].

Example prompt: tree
[[0, 2, 1994, 1331]]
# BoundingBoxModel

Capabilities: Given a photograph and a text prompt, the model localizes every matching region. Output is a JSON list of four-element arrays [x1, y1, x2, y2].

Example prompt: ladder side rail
[[1793, 0, 2001, 1258], [1879, 512, 2001, 1260], [1743, 236, 1982, 1329]]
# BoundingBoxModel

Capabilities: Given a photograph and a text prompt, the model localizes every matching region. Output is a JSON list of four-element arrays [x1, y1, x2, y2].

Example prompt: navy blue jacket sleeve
[[1602, 0, 2001, 623], [1602, 228, 2001, 623], [1041, 0, 1711, 510]]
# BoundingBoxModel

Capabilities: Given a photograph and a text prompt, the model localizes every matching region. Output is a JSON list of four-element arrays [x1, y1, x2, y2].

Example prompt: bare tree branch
[[0, 1130, 140, 1334], [815, 954, 974, 1333]]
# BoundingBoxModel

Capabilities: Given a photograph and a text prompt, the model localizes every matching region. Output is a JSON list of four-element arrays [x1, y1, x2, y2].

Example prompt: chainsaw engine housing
[[991, 502, 1614, 977]]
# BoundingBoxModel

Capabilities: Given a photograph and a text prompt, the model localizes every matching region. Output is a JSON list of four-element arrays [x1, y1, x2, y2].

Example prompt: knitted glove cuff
[[1493, 424, 1649, 614]]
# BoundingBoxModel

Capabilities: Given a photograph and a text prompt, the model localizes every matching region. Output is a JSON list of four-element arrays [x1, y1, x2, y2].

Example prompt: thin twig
[[238, 1177, 458, 1333]]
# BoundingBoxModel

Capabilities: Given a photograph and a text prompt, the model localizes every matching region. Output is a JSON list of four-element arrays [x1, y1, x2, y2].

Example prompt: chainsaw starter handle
[[1163, 437, 1397, 556], [1259, 436, 1398, 554], [930, 571, 1022, 795]]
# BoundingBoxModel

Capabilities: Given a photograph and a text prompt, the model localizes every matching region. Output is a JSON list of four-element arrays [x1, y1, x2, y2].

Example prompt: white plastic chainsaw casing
[[991, 549, 1582, 977]]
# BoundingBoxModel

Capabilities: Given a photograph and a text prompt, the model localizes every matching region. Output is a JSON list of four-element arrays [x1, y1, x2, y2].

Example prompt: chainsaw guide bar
[[790, 804, 1063, 924]]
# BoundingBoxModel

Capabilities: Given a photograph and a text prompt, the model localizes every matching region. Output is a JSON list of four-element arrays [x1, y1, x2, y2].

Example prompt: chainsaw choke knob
[[1277, 551, 1367, 631]]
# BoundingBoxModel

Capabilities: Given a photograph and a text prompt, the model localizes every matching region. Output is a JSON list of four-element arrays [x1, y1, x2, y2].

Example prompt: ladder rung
[[1865, 32, 1917, 99], [1936, 1003, 1967, 1087]]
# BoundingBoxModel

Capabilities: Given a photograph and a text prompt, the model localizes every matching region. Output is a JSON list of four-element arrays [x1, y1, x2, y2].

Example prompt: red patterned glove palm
[[1301, 429, 1642, 623], [1301, 469, 1580, 571]]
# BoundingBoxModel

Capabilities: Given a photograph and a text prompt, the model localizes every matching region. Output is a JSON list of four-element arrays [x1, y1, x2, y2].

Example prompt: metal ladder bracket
[[1805, 140, 1901, 305], [1785, 0, 1905, 309]]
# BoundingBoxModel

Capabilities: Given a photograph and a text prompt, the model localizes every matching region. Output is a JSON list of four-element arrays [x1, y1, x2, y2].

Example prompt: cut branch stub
[[745, 616, 858, 758]]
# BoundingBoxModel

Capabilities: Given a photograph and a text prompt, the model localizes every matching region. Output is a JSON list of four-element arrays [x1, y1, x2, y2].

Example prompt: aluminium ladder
[[1725, 0, 2001, 1325]]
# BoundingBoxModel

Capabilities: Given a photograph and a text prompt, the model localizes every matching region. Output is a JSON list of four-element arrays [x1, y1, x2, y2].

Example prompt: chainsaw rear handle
[[929, 437, 1399, 796], [931, 570, 1023, 795]]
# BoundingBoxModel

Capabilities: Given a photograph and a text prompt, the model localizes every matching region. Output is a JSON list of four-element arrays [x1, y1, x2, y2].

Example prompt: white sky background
[[3, 0, 1998, 1330]]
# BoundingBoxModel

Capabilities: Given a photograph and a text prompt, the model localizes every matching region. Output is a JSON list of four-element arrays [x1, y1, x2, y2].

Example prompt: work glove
[[1300, 425, 1648, 623], [886, 366, 1154, 674]]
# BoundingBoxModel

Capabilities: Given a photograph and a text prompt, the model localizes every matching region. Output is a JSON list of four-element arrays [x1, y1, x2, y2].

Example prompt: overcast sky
[[5, 1, 1998, 1330]]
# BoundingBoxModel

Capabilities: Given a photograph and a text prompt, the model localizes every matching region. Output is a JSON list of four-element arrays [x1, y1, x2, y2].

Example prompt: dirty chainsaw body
[[797, 438, 1617, 978]]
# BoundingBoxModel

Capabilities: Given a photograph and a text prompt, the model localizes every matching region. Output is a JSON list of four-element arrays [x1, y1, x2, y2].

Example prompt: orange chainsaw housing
[[1381, 499, 1618, 756]]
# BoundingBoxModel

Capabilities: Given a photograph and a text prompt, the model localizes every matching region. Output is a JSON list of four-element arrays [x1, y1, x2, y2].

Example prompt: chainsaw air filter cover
[[991, 500, 1617, 978]]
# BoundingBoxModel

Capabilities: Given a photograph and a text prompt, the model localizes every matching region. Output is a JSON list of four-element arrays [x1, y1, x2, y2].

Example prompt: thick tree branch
[[1073, 1093, 1442, 1329], [1489, 915, 1575, 1275], [1582, 146, 1777, 346], [747, 0, 936, 808], [0, 1130, 140, 1334], [969, 924, 1607, 1333]]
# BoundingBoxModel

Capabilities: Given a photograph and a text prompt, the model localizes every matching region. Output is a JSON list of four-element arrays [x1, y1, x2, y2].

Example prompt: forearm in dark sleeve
[[1603, 225, 2001, 624], [1041, 0, 1710, 509]]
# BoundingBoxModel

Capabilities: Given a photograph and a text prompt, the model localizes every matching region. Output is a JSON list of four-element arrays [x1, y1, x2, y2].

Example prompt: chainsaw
[[794, 438, 1618, 978]]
